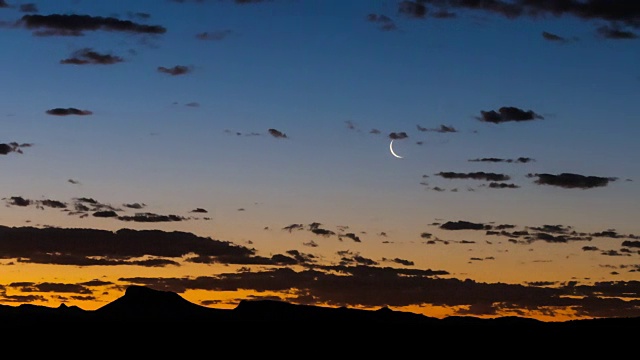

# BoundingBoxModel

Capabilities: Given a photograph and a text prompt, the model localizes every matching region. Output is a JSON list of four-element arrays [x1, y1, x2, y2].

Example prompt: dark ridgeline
[[0, 285, 638, 330]]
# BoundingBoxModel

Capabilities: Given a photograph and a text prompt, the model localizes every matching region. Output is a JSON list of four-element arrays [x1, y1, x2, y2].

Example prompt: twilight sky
[[1, 0, 640, 321]]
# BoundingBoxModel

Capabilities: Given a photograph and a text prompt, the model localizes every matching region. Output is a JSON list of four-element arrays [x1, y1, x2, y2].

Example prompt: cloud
[[488, 182, 519, 189], [60, 48, 124, 65], [19, 14, 166, 36], [157, 65, 192, 75], [340, 233, 362, 243], [597, 25, 638, 39], [414, 1, 640, 31], [366, 14, 397, 31], [528, 173, 617, 189], [0, 142, 31, 155], [398, 1, 427, 18], [0, 0, 8, 8], [468, 157, 534, 163], [46, 108, 93, 116], [123, 203, 145, 209], [19, 3, 37, 13], [190, 208, 208, 213], [542, 31, 568, 42], [6, 196, 30, 206], [476, 106, 543, 123], [196, 30, 233, 40], [268, 128, 287, 139], [117, 213, 187, 222], [436, 171, 510, 182], [67, 179, 81, 185], [93, 210, 118, 218], [440, 220, 491, 231], [389, 132, 408, 140], [416, 124, 458, 133], [0, 225, 258, 266]]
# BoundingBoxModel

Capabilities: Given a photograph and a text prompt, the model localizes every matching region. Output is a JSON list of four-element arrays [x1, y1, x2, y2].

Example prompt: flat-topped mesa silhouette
[[2, 285, 640, 328]]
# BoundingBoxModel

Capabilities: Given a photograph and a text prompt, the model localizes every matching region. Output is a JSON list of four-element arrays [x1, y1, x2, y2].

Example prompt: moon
[[389, 140, 403, 159]]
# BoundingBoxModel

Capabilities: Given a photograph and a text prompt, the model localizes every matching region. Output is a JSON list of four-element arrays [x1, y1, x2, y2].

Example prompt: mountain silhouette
[[2, 285, 639, 329]]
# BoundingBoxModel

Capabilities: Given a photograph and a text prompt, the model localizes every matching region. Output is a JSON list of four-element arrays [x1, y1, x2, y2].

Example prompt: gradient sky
[[1, 0, 640, 321]]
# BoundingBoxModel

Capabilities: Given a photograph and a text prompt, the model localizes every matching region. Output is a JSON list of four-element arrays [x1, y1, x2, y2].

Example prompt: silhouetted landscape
[[0, 285, 638, 330]]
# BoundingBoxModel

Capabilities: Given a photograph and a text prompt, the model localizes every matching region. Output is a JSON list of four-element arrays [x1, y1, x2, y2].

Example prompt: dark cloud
[[60, 48, 124, 65], [157, 65, 192, 75], [0, 0, 8, 8], [6, 196, 30, 206], [528, 173, 617, 189], [597, 25, 638, 39], [67, 179, 80, 185], [398, 1, 427, 18], [235, 0, 267, 4], [468, 157, 533, 163], [282, 224, 304, 232], [436, 171, 510, 182], [123, 203, 145, 209], [196, 30, 233, 40], [369, 128, 381, 134], [40, 199, 67, 209], [476, 106, 543, 123], [185, 102, 200, 107], [19, 14, 166, 36], [93, 210, 118, 218], [416, 124, 458, 133], [190, 208, 208, 213], [268, 128, 287, 139], [488, 182, 519, 189], [340, 233, 362, 243], [389, 132, 408, 140], [542, 31, 567, 42], [19, 3, 37, 13], [117, 213, 187, 222], [440, 221, 491, 231], [0, 142, 31, 155], [417, 1, 640, 30], [366, 13, 397, 31], [46, 108, 92, 116], [127, 12, 150, 20], [0, 225, 258, 266]]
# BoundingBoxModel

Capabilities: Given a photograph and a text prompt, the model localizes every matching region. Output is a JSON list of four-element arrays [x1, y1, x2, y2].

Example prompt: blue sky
[[0, 0, 639, 320]]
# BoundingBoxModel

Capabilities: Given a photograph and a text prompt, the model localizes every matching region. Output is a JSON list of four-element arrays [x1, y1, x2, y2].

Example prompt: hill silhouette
[[1, 285, 639, 329]]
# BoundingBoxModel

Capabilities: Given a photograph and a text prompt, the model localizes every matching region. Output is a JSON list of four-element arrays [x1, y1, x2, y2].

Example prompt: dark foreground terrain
[[1, 285, 638, 330]]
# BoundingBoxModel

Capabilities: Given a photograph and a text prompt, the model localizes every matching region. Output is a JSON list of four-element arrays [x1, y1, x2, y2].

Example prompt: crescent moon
[[389, 140, 403, 159]]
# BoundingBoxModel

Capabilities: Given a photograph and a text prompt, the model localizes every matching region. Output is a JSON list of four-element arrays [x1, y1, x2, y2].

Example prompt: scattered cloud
[[542, 31, 570, 43], [117, 213, 187, 222], [60, 48, 124, 65], [19, 3, 38, 13], [157, 65, 192, 75], [45, 108, 93, 116], [528, 173, 618, 189], [18, 14, 166, 36], [389, 132, 408, 140], [436, 172, 510, 182], [268, 128, 287, 139], [597, 25, 638, 39], [0, 142, 31, 155], [416, 124, 458, 133], [366, 14, 397, 31], [476, 106, 543, 124], [468, 157, 534, 163], [196, 29, 233, 40]]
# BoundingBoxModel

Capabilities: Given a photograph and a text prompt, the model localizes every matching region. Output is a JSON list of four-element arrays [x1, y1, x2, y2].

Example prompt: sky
[[1, 0, 639, 321]]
